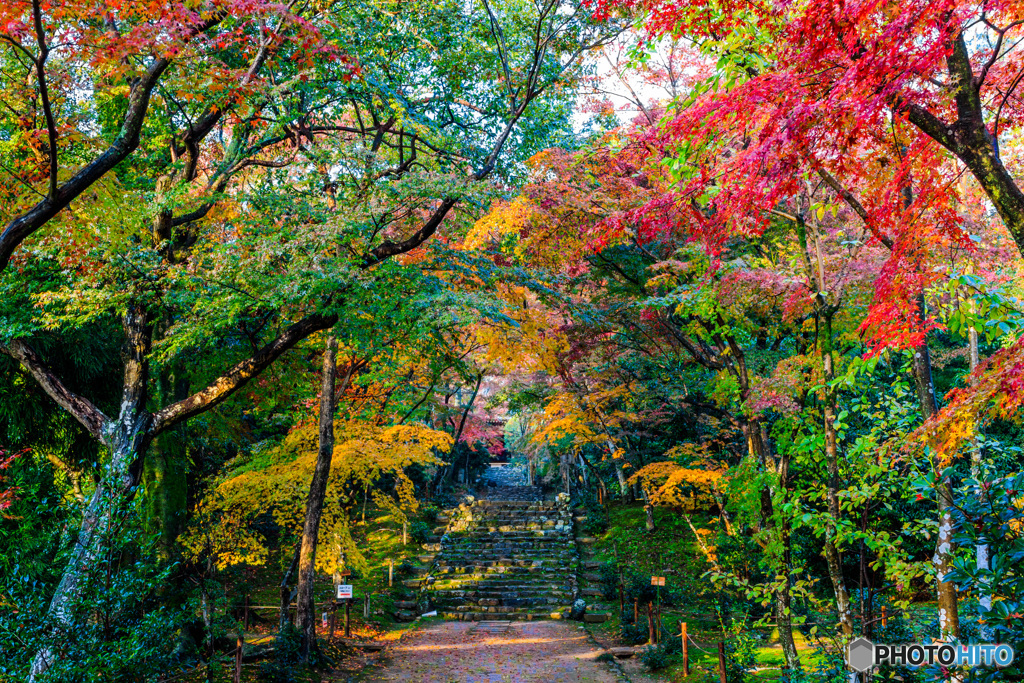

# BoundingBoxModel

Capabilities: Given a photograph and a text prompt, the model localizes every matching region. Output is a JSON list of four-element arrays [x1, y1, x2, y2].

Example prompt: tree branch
[[0, 12, 225, 273], [3, 340, 111, 442], [30, 0, 58, 199], [150, 312, 338, 435]]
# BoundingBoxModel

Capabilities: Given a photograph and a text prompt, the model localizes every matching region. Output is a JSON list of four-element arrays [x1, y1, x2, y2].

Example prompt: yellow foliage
[[181, 420, 450, 572], [531, 386, 637, 450], [464, 197, 535, 252], [473, 285, 569, 375], [627, 459, 723, 513]]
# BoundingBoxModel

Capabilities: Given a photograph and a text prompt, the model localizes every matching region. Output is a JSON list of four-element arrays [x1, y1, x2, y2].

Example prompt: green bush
[[395, 559, 417, 578], [420, 505, 441, 525], [409, 521, 433, 544], [599, 561, 620, 601], [620, 618, 650, 645], [257, 623, 302, 683], [639, 643, 674, 671]]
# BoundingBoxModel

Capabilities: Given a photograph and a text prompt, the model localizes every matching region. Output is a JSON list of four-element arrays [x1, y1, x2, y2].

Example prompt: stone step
[[473, 501, 560, 509], [436, 561, 573, 573], [433, 596, 566, 607], [430, 590, 572, 601], [439, 610, 569, 621], [438, 550, 574, 559], [447, 531, 572, 540], [430, 579, 574, 589], [443, 538, 573, 547], [456, 521, 571, 529], [434, 565, 568, 575], [425, 498, 576, 622]]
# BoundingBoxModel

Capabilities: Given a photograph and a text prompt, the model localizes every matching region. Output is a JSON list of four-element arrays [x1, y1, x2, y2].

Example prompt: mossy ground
[[583, 503, 831, 681], [173, 507, 436, 681]]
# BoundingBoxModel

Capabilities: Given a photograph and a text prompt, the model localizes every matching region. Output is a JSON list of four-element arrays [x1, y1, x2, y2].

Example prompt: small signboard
[[339, 570, 351, 577], [651, 576, 666, 587], [337, 584, 353, 599]]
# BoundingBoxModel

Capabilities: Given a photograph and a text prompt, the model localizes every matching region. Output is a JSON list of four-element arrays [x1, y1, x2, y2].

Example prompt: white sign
[[337, 584, 353, 600]]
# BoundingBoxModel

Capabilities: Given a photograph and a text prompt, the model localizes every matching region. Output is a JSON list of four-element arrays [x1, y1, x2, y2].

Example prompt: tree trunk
[[297, 336, 339, 661], [143, 368, 189, 563], [904, 32, 1024, 258], [909, 299, 960, 639], [28, 307, 154, 683], [609, 441, 630, 501], [819, 314, 854, 637], [28, 437, 144, 682], [775, 446, 801, 672], [279, 545, 300, 631], [968, 322, 992, 637]]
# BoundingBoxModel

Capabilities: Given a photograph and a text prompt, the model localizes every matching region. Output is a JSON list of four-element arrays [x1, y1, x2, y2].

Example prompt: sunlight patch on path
[[358, 620, 622, 683]]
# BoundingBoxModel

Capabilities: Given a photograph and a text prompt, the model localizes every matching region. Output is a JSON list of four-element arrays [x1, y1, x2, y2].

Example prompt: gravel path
[[358, 619, 623, 683]]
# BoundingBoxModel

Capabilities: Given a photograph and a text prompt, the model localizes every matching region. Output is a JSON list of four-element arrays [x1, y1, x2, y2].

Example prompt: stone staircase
[[421, 466, 579, 621]]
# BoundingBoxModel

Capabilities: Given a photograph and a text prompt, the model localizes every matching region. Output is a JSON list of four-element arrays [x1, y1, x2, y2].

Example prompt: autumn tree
[[0, 0, 620, 677]]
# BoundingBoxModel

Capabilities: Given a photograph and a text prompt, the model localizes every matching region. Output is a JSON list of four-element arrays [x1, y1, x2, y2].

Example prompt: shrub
[[420, 505, 441, 525], [257, 623, 302, 683], [599, 561, 620, 601], [409, 521, 433, 544], [639, 643, 673, 671], [620, 618, 650, 645]]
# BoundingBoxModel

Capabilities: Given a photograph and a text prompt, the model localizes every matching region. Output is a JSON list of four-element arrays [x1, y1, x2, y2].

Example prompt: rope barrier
[[155, 643, 251, 682], [684, 633, 717, 654]]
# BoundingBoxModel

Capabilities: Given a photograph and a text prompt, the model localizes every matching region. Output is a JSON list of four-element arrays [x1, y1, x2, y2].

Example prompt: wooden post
[[233, 634, 243, 683], [364, 594, 370, 619], [717, 642, 727, 683], [344, 599, 351, 638], [389, 558, 394, 587], [618, 566, 624, 616], [681, 622, 689, 676], [881, 606, 887, 628], [329, 599, 337, 639], [633, 597, 638, 623], [403, 520, 408, 546], [207, 634, 215, 683], [647, 602, 654, 644]]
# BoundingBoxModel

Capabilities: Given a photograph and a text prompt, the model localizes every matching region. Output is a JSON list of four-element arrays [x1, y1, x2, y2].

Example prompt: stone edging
[[582, 623, 633, 683]]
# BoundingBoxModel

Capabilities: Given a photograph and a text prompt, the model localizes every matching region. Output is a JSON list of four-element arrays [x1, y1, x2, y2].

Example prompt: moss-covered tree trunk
[[297, 335, 338, 661], [143, 368, 188, 563]]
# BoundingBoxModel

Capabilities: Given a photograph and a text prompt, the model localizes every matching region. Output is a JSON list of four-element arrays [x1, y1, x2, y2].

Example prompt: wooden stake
[[233, 635, 243, 683], [633, 597, 638, 623], [344, 599, 351, 638], [618, 566, 624, 616], [403, 520, 408, 546], [389, 558, 394, 587], [329, 599, 337, 639], [717, 642, 727, 683], [647, 602, 654, 644], [681, 622, 689, 676]]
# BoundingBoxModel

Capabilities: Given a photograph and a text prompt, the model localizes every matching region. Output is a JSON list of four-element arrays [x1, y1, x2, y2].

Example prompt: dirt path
[[357, 619, 625, 683]]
